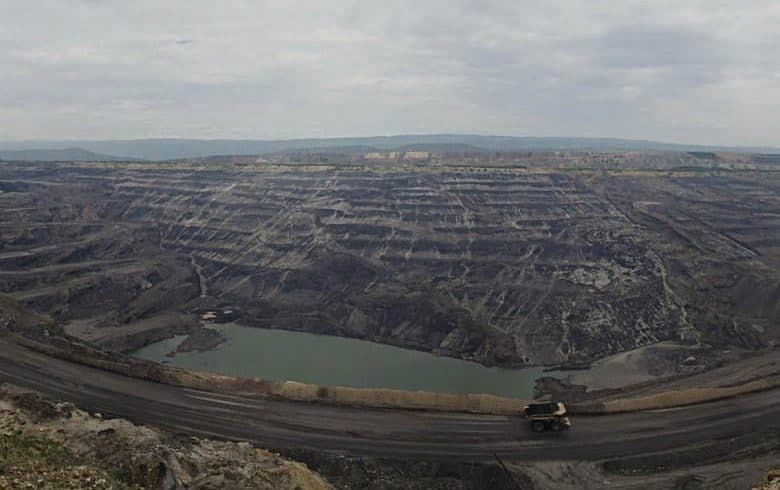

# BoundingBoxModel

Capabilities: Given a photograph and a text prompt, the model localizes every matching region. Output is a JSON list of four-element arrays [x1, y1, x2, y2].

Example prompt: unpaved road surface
[[1, 338, 778, 463]]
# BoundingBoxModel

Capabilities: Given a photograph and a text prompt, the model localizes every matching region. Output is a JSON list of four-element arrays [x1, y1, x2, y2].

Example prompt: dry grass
[[323, 386, 528, 414], [602, 376, 780, 413]]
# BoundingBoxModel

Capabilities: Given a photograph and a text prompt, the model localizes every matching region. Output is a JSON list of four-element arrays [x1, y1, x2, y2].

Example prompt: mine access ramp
[[523, 401, 572, 432]]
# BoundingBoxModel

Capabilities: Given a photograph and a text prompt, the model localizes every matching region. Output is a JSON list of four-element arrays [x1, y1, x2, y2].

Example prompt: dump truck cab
[[523, 401, 571, 432]]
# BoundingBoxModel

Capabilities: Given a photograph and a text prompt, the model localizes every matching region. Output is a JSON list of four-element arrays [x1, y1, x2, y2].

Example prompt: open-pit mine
[[1, 153, 778, 380], [2, 151, 780, 489]]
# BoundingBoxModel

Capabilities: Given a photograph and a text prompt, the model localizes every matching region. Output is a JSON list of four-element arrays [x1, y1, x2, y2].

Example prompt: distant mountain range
[[0, 147, 139, 162], [0, 135, 777, 161]]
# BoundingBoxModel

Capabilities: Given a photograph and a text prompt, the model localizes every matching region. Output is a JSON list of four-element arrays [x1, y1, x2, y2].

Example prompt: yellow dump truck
[[523, 402, 572, 432]]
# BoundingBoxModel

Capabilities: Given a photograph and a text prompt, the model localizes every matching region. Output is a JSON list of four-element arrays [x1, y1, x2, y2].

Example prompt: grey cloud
[[0, 0, 778, 146], [596, 25, 724, 69]]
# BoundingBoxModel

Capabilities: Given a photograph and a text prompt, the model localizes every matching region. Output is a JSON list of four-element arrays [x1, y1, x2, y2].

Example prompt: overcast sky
[[2, 1, 778, 146]]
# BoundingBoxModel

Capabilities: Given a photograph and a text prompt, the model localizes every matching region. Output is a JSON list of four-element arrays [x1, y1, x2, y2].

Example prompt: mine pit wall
[[6, 332, 780, 416], [6, 163, 779, 368], [5, 163, 687, 368]]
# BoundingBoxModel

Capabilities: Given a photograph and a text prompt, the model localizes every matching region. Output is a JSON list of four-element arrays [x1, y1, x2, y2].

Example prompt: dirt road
[[0, 337, 778, 463]]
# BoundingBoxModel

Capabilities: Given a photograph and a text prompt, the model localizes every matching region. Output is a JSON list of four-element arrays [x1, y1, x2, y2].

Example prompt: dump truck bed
[[522, 402, 572, 431]]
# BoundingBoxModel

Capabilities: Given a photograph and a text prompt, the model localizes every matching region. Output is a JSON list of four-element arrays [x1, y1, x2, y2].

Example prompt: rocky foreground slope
[[0, 155, 778, 366], [0, 384, 331, 489]]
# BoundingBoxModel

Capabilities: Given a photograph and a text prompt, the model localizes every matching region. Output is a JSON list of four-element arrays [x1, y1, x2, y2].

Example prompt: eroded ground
[[0, 155, 778, 370], [0, 384, 332, 489]]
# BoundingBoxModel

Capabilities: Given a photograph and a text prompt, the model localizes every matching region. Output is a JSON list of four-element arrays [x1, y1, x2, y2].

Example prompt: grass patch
[[0, 431, 75, 469], [0, 431, 133, 488]]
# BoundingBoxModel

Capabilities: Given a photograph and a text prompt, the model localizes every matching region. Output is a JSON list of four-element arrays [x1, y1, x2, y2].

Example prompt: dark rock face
[[0, 159, 778, 366], [282, 449, 527, 490]]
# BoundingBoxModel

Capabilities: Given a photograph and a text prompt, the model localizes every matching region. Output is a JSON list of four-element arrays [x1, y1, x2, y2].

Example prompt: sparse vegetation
[[0, 431, 132, 489], [0, 386, 332, 489]]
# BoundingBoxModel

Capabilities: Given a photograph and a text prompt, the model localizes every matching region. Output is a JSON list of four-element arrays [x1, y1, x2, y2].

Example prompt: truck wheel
[[551, 421, 564, 432], [531, 421, 546, 432]]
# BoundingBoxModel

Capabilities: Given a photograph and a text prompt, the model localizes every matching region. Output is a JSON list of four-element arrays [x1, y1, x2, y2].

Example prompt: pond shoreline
[[132, 322, 562, 399]]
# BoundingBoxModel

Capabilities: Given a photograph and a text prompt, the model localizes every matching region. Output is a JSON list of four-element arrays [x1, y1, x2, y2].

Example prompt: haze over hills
[[1, 135, 778, 161], [0, 147, 141, 162]]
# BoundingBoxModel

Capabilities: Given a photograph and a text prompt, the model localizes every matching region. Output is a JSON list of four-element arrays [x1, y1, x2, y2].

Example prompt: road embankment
[[5, 332, 531, 414], [5, 332, 779, 416], [595, 376, 780, 414]]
